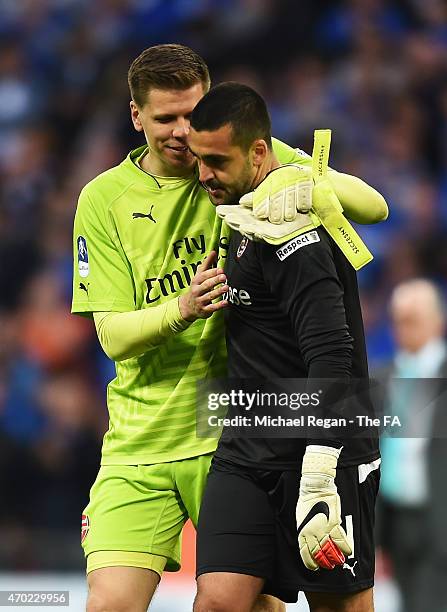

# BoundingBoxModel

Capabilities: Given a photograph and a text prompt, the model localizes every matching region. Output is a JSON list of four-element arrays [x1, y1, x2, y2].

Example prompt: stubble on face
[[202, 156, 255, 206]]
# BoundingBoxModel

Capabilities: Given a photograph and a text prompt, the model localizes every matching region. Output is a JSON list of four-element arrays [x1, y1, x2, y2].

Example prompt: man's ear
[[130, 100, 143, 132], [251, 139, 268, 166]]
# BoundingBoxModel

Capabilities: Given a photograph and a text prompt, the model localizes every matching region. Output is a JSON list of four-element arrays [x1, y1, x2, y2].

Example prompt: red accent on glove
[[314, 538, 345, 569]]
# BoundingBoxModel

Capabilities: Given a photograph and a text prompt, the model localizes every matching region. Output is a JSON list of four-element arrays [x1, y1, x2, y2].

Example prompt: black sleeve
[[258, 229, 353, 452], [258, 229, 353, 379]]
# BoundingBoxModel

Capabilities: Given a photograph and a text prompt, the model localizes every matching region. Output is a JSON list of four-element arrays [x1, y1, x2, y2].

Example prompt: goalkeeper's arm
[[272, 136, 388, 224], [292, 258, 353, 571], [258, 215, 355, 570], [93, 300, 191, 362], [327, 169, 388, 224], [296, 351, 353, 571], [94, 252, 227, 361]]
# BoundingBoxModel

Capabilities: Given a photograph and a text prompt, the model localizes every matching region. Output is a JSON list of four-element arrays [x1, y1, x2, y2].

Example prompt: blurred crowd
[[0, 0, 446, 582]]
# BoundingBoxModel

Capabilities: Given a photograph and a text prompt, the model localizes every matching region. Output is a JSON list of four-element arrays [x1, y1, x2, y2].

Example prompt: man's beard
[[202, 165, 253, 206]]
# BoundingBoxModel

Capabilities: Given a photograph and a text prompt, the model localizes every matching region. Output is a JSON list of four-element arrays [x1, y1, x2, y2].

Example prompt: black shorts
[[196, 456, 380, 603]]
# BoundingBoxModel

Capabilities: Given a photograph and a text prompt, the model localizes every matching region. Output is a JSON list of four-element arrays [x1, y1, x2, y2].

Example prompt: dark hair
[[190, 82, 272, 151], [128, 44, 210, 107]]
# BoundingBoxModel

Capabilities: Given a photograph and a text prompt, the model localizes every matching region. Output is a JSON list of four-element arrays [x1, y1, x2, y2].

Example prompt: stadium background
[[0, 0, 445, 609]]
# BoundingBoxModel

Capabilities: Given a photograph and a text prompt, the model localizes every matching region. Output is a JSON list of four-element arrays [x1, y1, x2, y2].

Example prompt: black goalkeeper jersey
[[214, 227, 380, 469]]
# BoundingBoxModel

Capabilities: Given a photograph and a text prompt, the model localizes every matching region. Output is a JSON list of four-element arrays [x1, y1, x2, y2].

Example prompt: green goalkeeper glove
[[216, 164, 315, 245], [296, 445, 352, 571], [215, 203, 315, 244], [217, 129, 373, 268], [239, 164, 313, 221]]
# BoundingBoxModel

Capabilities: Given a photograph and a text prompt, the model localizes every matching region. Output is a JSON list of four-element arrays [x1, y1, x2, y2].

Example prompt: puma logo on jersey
[[342, 560, 357, 577], [133, 205, 156, 223], [79, 282, 89, 296]]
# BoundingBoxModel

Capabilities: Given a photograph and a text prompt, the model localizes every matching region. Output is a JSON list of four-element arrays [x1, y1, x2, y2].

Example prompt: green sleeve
[[272, 137, 388, 224], [72, 187, 135, 315], [93, 299, 192, 361], [327, 170, 388, 224]]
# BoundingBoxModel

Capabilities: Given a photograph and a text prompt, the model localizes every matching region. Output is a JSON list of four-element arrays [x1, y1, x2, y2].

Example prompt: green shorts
[[81, 453, 212, 574]]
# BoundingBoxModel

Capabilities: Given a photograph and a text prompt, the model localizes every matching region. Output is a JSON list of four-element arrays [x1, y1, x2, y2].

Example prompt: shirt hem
[[100, 442, 218, 465], [213, 449, 380, 471]]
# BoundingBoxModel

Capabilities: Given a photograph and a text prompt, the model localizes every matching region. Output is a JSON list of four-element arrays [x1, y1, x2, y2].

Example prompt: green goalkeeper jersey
[[72, 139, 304, 465]]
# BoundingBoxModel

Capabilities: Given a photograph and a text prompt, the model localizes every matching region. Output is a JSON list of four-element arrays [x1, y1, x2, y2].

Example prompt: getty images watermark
[[207, 388, 321, 411], [207, 388, 399, 430], [196, 378, 447, 439]]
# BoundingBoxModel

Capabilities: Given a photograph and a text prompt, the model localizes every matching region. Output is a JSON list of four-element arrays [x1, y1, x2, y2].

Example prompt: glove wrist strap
[[302, 445, 342, 479]]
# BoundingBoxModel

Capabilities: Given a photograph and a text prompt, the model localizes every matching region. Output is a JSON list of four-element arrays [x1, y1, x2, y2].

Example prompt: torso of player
[[216, 229, 379, 469], [72, 147, 230, 464], [107, 166, 229, 310], [223, 233, 308, 379], [223, 230, 369, 380]]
